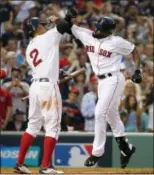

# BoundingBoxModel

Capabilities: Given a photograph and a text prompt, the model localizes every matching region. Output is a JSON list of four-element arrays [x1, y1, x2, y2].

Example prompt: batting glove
[[131, 69, 142, 84]]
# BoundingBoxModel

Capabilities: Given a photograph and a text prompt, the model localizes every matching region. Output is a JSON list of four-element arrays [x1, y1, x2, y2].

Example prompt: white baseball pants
[[92, 72, 125, 157], [26, 81, 62, 140]]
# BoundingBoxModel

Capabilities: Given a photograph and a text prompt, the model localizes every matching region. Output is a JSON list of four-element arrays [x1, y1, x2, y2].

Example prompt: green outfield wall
[[1, 132, 153, 168]]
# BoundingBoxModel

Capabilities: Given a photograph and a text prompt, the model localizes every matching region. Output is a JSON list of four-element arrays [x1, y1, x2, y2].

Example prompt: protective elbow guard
[[56, 19, 72, 34]]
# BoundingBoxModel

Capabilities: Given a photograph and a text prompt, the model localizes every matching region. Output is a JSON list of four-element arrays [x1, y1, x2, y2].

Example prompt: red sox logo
[[85, 45, 112, 58]]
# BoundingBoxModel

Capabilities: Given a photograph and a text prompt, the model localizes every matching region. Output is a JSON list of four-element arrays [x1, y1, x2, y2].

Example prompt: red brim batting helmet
[[94, 16, 116, 33]]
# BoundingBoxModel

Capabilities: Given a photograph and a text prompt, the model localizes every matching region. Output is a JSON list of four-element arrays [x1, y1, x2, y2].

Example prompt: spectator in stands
[[0, 0, 14, 43], [6, 109, 27, 131], [122, 54, 136, 75], [122, 80, 142, 103], [2, 68, 29, 116], [19, 64, 31, 85], [5, 38, 17, 52], [71, 71, 89, 108], [77, 51, 92, 83], [1, 47, 7, 70], [16, 41, 26, 67], [59, 58, 71, 100], [120, 95, 141, 132], [61, 87, 84, 131], [0, 0, 14, 24], [81, 75, 98, 132], [0, 69, 12, 130], [0, 87, 12, 130], [12, 1, 36, 23], [5, 51, 17, 77], [145, 77, 154, 132], [140, 107, 149, 132]]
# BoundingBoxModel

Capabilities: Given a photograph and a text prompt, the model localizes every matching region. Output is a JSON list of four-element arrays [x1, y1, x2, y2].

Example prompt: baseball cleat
[[84, 155, 101, 167], [14, 163, 32, 174], [39, 165, 64, 174], [120, 145, 136, 168]]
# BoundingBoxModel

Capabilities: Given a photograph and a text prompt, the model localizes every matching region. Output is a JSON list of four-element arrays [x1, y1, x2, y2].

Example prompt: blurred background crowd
[[0, 0, 153, 133]]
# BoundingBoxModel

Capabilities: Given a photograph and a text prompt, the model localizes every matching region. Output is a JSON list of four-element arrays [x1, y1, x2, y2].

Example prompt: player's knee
[[45, 125, 61, 140], [26, 124, 41, 137], [95, 108, 106, 120]]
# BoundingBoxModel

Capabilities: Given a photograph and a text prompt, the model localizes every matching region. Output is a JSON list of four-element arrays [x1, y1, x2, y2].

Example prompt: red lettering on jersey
[[85, 46, 112, 57], [85, 45, 90, 52], [102, 50, 107, 56], [106, 51, 112, 57], [30, 49, 42, 67], [99, 49, 112, 58], [90, 46, 95, 52], [85, 45, 95, 53]]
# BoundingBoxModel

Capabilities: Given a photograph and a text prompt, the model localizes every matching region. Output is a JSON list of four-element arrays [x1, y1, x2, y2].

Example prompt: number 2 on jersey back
[[30, 49, 42, 67]]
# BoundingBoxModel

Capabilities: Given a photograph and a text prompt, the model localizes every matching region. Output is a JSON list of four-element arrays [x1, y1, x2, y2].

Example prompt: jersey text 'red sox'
[[85, 45, 112, 58]]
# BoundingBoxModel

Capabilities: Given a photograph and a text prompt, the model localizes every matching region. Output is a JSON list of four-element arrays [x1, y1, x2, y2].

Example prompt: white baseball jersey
[[71, 25, 135, 75], [26, 27, 62, 82], [72, 25, 135, 157]]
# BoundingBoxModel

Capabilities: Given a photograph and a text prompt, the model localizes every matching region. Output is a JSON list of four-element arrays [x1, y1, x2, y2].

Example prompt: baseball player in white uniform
[[14, 10, 76, 174], [70, 14, 142, 168]]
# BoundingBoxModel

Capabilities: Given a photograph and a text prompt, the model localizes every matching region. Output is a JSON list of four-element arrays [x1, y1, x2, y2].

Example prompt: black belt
[[33, 78, 49, 82], [97, 73, 112, 79]]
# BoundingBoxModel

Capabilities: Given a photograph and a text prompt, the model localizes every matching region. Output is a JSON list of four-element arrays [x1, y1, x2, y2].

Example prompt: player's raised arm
[[71, 25, 93, 43], [47, 9, 77, 35], [61, 9, 93, 42], [47, 9, 93, 43]]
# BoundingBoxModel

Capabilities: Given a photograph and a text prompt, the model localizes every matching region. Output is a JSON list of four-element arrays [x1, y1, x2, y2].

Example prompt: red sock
[[41, 137, 56, 168], [17, 132, 35, 165]]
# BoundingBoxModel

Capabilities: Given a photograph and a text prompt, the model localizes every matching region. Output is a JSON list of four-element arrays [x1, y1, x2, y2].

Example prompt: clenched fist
[[131, 69, 142, 84], [65, 8, 77, 22]]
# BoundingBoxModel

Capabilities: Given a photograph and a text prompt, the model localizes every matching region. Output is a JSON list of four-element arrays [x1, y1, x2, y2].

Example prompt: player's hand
[[131, 69, 142, 84], [59, 69, 69, 79], [11, 80, 17, 87], [15, 79, 22, 87], [65, 8, 77, 23], [67, 111, 74, 117], [47, 15, 58, 24]]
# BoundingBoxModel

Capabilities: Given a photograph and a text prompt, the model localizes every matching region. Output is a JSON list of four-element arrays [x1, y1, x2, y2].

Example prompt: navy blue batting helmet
[[94, 16, 116, 33], [26, 17, 41, 37]]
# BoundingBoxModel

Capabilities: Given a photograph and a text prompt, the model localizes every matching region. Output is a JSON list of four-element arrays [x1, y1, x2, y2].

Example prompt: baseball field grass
[[1, 167, 154, 174]]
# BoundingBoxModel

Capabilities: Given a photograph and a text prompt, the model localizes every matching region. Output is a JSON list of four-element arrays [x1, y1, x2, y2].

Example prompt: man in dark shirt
[[62, 87, 84, 131], [6, 109, 27, 131], [0, 0, 14, 23]]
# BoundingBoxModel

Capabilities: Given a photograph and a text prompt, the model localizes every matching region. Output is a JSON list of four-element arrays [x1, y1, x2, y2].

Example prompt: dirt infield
[[1, 168, 154, 174]]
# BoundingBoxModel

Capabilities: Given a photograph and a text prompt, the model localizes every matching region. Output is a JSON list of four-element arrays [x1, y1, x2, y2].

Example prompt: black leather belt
[[33, 78, 49, 82], [97, 73, 112, 79], [39, 78, 49, 82]]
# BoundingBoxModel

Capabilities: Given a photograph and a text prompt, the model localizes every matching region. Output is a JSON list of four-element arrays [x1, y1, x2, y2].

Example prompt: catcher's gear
[[94, 16, 116, 33], [131, 69, 142, 83]]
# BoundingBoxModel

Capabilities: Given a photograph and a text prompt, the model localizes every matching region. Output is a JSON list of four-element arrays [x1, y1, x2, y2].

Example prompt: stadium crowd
[[0, 0, 153, 132]]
